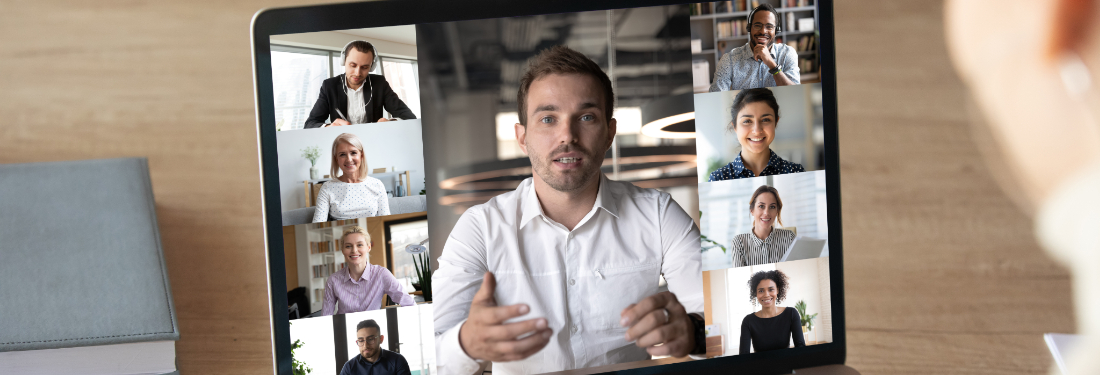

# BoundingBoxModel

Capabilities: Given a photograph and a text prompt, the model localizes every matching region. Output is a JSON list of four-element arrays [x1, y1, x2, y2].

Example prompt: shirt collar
[[343, 265, 368, 284], [343, 74, 365, 93], [733, 150, 779, 177], [518, 174, 619, 229]]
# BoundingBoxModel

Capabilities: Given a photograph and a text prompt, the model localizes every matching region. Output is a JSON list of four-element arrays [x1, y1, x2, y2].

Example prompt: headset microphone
[[340, 40, 378, 115]]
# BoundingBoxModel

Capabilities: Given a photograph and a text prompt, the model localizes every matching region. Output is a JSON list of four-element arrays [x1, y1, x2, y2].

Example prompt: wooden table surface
[[0, 1, 1071, 374]]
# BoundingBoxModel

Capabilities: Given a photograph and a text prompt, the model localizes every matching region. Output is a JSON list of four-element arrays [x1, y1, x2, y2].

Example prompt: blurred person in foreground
[[433, 45, 704, 375], [947, 0, 1100, 373]]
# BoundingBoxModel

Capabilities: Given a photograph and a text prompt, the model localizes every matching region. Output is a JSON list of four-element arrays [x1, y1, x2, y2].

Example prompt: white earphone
[[340, 40, 380, 108]]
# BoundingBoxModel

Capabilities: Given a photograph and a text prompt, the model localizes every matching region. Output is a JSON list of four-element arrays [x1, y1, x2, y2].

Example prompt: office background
[[694, 84, 825, 181], [0, 1, 1071, 374]]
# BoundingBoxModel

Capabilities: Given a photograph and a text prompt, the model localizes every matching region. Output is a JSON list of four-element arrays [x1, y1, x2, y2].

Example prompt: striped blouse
[[731, 228, 796, 267], [322, 264, 415, 315]]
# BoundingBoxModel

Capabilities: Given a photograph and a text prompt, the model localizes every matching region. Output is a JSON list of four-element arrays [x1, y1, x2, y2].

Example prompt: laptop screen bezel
[[250, 0, 843, 373]]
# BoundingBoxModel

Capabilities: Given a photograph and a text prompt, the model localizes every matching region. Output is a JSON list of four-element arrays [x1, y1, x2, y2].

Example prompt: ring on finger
[[661, 308, 670, 324]]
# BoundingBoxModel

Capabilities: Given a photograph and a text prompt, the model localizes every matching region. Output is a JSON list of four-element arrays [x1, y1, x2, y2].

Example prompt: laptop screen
[[258, 0, 839, 374]]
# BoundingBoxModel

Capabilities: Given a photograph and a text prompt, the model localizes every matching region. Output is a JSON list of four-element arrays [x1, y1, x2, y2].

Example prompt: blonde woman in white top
[[312, 133, 390, 223]]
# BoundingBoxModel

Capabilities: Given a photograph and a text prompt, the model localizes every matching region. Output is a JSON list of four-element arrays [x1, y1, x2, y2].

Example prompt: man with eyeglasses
[[709, 4, 801, 91], [340, 319, 411, 375]]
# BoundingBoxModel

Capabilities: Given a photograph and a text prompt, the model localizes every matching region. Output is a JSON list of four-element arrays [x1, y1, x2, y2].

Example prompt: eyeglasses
[[355, 336, 380, 346], [751, 23, 776, 32]]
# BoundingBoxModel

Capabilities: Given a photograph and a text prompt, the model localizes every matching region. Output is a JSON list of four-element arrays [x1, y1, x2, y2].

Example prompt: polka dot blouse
[[312, 176, 391, 223], [709, 150, 805, 181]]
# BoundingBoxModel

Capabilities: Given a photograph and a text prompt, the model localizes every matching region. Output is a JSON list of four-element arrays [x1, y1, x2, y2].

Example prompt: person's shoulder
[[605, 178, 665, 200], [340, 354, 361, 373], [742, 312, 759, 322], [710, 163, 735, 181], [384, 348, 409, 363], [464, 177, 531, 220], [774, 228, 795, 237], [370, 264, 397, 278], [368, 73, 390, 85], [362, 176, 386, 188], [322, 74, 343, 87]]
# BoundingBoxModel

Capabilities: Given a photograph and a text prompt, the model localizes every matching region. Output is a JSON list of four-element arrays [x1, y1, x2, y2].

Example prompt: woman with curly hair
[[739, 270, 805, 354]]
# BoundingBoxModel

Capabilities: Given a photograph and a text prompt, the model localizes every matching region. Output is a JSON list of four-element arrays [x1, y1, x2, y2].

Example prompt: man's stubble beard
[[529, 144, 603, 193]]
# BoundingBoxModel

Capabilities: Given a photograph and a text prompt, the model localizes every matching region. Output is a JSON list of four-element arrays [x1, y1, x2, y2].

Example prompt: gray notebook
[[0, 158, 179, 352]]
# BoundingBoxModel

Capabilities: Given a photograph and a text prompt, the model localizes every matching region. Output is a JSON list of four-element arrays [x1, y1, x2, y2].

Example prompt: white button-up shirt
[[344, 75, 367, 124], [433, 175, 703, 375]]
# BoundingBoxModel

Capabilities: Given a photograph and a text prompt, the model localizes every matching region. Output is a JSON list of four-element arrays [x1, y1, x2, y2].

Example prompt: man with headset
[[304, 40, 417, 128], [709, 4, 800, 91]]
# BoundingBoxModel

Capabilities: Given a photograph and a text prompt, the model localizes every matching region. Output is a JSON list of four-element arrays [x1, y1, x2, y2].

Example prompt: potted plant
[[301, 146, 321, 180], [794, 300, 818, 338], [289, 322, 313, 375], [405, 242, 431, 302]]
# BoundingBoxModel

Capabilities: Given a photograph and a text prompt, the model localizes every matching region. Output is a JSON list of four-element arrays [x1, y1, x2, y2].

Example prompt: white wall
[[271, 30, 417, 59], [289, 315, 336, 375], [709, 257, 831, 356], [276, 120, 426, 211], [694, 84, 817, 181]]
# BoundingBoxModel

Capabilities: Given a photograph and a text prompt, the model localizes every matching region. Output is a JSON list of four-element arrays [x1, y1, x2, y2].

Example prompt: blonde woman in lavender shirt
[[322, 225, 415, 315]]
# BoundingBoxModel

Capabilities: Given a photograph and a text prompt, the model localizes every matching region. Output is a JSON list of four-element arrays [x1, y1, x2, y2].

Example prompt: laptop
[[251, 0, 854, 374]]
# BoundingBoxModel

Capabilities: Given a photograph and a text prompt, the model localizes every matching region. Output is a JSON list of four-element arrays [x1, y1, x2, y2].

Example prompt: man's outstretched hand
[[620, 291, 696, 357], [458, 272, 553, 362]]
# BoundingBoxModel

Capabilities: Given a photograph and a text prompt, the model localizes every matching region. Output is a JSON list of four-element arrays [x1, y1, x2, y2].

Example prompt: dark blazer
[[304, 74, 417, 129]]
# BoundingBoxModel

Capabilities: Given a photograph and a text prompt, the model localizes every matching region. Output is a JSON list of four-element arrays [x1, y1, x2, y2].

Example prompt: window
[[272, 44, 420, 131]]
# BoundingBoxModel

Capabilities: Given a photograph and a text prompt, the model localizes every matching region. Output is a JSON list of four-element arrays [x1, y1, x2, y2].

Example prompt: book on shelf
[[692, 60, 711, 89], [785, 0, 812, 7]]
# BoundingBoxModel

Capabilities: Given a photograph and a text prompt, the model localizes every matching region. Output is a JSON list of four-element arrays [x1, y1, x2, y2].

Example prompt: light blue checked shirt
[[709, 42, 800, 91]]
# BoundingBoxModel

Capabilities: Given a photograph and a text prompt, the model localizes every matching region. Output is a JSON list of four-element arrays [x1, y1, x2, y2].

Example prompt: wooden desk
[[0, 1, 1071, 374]]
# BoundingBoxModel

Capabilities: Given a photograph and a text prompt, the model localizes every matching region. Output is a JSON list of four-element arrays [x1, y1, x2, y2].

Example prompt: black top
[[305, 74, 417, 128], [339, 349, 412, 375], [739, 307, 806, 355], [709, 150, 806, 181]]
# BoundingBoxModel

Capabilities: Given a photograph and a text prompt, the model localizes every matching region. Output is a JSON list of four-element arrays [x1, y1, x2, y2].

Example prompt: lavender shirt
[[322, 264, 415, 315]]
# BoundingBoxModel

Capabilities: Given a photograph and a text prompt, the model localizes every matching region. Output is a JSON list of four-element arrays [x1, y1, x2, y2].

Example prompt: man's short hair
[[747, 4, 780, 31], [517, 45, 614, 126], [356, 319, 381, 333], [343, 40, 376, 64]]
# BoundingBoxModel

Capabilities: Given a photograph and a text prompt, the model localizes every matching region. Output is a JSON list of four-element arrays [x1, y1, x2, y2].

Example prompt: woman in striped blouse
[[322, 225, 415, 315], [731, 185, 796, 267]]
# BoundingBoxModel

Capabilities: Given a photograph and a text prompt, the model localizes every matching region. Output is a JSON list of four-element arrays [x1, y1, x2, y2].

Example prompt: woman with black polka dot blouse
[[312, 133, 391, 223], [709, 88, 804, 181]]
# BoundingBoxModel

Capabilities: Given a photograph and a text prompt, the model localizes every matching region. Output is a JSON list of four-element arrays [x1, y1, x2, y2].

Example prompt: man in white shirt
[[433, 45, 704, 375]]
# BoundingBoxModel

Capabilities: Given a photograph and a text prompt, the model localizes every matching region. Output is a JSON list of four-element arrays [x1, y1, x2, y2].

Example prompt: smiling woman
[[709, 88, 805, 181], [730, 185, 796, 267], [739, 269, 805, 355], [312, 133, 391, 223], [322, 226, 415, 316]]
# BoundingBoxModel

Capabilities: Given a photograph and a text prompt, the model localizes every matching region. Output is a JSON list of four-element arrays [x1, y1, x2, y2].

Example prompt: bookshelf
[[690, 0, 820, 92], [295, 218, 364, 313]]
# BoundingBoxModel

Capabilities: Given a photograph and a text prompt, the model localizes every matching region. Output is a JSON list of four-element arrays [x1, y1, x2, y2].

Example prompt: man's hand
[[458, 272, 553, 362], [752, 43, 777, 69], [376, 117, 391, 123], [328, 118, 351, 127], [620, 291, 695, 357]]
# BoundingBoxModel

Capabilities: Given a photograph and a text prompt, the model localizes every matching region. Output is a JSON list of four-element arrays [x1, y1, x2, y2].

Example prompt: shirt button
[[567, 233, 573, 239], [571, 325, 578, 334], [569, 279, 575, 286]]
